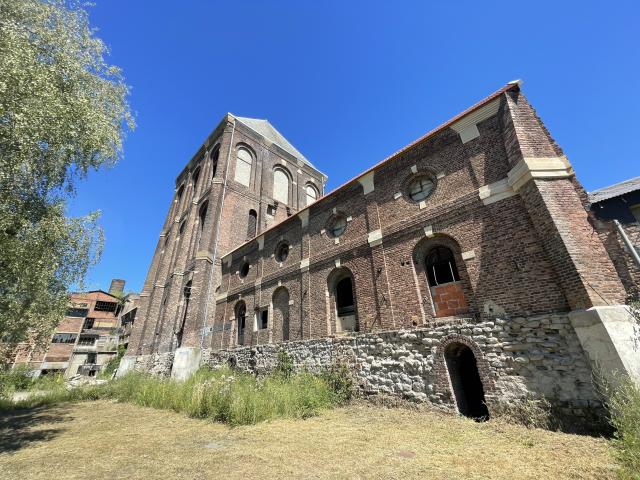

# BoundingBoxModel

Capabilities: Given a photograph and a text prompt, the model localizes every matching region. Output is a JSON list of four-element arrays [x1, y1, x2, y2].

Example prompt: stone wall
[[133, 313, 601, 420]]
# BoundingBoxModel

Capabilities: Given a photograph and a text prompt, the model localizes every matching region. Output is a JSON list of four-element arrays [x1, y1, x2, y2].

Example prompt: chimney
[[108, 278, 125, 296]]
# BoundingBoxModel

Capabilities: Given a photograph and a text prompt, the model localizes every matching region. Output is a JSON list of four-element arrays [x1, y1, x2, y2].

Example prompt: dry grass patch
[[0, 400, 616, 480]]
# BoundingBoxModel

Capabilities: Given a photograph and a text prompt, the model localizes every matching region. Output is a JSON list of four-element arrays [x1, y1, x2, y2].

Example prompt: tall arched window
[[176, 280, 192, 348], [235, 147, 253, 187], [235, 301, 247, 345], [197, 201, 208, 248], [247, 209, 257, 240], [425, 246, 460, 286], [210, 145, 220, 179], [273, 168, 290, 204], [305, 183, 318, 206], [192, 167, 201, 194]]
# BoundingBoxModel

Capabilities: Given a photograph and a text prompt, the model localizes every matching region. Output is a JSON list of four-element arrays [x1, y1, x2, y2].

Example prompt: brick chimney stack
[[108, 278, 126, 296]]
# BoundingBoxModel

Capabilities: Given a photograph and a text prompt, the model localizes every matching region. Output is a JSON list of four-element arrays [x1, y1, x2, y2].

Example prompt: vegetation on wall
[[0, 0, 134, 364]]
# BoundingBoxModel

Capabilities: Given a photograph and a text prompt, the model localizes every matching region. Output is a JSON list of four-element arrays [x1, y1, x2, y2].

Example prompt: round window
[[328, 215, 347, 238], [408, 176, 435, 202], [275, 242, 289, 262], [239, 262, 250, 278]]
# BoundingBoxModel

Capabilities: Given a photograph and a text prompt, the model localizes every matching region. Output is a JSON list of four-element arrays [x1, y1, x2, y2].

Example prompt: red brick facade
[[127, 83, 636, 365]]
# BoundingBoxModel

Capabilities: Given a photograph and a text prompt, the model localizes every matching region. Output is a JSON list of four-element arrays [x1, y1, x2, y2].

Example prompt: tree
[[0, 0, 134, 364]]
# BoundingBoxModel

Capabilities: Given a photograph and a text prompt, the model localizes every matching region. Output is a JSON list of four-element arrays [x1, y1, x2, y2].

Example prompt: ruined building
[[121, 82, 639, 420]]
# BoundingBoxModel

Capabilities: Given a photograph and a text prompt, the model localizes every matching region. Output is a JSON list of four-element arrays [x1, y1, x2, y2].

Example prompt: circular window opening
[[275, 242, 289, 262], [408, 175, 435, 202], [239, 262, 250, 278], [328, 215, 347, 238]]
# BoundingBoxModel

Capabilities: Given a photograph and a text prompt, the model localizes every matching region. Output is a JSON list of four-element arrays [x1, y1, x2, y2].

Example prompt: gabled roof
[[231, 115, 318, 170], [588, 176, 640, 204]]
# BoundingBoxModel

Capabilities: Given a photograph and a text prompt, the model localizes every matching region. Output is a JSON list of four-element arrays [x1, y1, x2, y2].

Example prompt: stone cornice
[[507, 156, 573, 192]]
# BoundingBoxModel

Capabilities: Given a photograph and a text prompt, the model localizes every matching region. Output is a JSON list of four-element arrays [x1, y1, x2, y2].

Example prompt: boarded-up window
[[235, 147, 252, 186], [305, 184, 318, 205], [273, 168, 289, 204]]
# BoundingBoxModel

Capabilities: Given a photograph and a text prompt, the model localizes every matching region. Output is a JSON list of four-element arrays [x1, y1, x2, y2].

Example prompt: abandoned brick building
[[121, 81, 639, 419]]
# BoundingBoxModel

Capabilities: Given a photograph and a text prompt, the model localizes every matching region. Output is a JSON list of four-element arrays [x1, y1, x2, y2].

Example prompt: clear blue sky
[[68, 0, 640, 293]]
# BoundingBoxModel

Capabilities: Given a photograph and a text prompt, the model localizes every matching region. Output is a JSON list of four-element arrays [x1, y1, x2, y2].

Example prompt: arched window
[[235, 301, 247, 345], [247, 209, 257, 240], [192, 167, 201, 193], [235, 147, 253, 187], [197, 201, 208, 248], [329, 268, 358, 333], [176, 280, 192, 348], [336, 277, 355, 317], [425, 246, 460, 286], [408, 175, 435, 202], [328, 215, 347, 238], [305, 183, 318, 206], [273, 168, 290, 204], [210, 145, 220, 179]]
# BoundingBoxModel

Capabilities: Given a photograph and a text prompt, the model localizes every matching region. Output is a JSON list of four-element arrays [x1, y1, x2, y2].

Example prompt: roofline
[[222, 81, 522, 259]]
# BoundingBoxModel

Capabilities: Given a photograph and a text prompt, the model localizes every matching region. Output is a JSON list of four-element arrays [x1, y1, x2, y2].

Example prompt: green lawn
[[0, 400, 617, 479]]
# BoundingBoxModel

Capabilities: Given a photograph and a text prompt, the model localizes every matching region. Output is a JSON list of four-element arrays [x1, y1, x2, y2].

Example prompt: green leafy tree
[[0, 0, 134, 363]]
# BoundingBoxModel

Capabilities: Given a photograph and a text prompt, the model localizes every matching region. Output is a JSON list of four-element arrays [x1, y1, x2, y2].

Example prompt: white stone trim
[[393, 192, 402, 200], [450, 98, 500, 144], [436, 172, 446, 179], [410, 165, 418, 174], [461, 250, 476, 260], [419, 200, 427, 209], [335, 259, 341, 268], [300, 258, 310, 272], [194, 250, 214, 263], [368, 229, 383, 247], [478, 178, 517, 205], [423, 225, 434, 238], [358, 170, 375, 195], [507, 156, 574, 191], [257, 235, 264, 251]]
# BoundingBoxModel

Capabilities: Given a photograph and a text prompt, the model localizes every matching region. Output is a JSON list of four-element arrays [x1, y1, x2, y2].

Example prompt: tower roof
[[230, 115, 318, 170]]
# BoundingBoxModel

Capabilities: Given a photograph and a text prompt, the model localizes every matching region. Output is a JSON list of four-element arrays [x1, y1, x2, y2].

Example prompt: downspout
[[200, 117, 237, 349], [614, 219, 640, 268]]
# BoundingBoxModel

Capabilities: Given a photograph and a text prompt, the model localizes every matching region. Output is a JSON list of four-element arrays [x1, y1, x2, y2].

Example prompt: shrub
[[322, 363, 354, 404], [274, 349, 294, 378], [605, 377, 640, 479], [490, 394, 552, 430], [0, 365, 66, 399]]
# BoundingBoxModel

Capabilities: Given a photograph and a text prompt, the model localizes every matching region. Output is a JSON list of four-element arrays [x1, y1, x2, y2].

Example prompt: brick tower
[[121, 114, 326, 377]]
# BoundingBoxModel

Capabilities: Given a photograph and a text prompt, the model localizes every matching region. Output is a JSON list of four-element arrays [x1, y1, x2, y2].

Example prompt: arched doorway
[[272, 287, 290, 341], [328, 268, 358, 333], [235, 301, 247, 346], [444, 342, 489, 420]]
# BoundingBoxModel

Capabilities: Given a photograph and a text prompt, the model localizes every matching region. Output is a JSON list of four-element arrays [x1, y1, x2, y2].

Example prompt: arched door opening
[[273, 288, 290, 342], [425, 246, 468, 317], [444, 342, 489, 420], [332, 271, 357, 333], [236, 302, 247, 346], [176, 281, 192, 348]]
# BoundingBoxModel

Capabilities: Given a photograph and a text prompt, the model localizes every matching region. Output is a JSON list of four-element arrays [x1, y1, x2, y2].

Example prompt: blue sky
[[68, 0, 640, 293]]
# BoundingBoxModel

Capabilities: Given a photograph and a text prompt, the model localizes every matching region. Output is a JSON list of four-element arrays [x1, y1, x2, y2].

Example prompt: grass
[[1, 366, 350, 426], [0, 400, 617, 480]]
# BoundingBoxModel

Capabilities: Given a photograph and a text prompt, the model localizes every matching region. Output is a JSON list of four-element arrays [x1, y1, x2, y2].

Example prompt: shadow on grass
[[0, 404, 72, 453]]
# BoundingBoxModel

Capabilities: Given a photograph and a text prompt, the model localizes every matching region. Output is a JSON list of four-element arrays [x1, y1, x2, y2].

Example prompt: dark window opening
[[198, 201, 209, 248], [66, 308, 88, 318], [266, 204, 276, 216], [192, 167, 201, 191], [52, 333, 77, 344], [236, 303, 247, 345], [239, 262, 250, 279], [179, 220, 186, 236], [176, 281, 192, 348], [247, 209, 257, 240], [426, 246, 460, 286], [445, 343, 489, 420], [83, 318, 95, 330], [78, 336, 96, 346], [94, 301, 118, 312], [258, 309, 268, 330], [210, 146, 220, 178], [275, 242, 289, 262], [408, 176, 435, 202], [86, 352, 97, 364], [336, 277, 355, 317]]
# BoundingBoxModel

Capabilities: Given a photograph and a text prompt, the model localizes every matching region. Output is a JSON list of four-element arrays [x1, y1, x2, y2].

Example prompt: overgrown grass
[[606, 377, 640, 479], [0, 365, 352, 426], [0, 365, 66, 399]]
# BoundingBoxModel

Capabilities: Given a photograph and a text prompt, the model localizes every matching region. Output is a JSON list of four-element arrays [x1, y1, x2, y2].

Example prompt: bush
[[100, 344, 126, 379], [490, 394, 552, 430], [606, 378, 640, 479], [0, 365, 66, 400]]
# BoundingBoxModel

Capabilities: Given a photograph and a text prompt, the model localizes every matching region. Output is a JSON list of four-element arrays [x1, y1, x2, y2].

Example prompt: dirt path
[[0, 400, 617, 479]]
